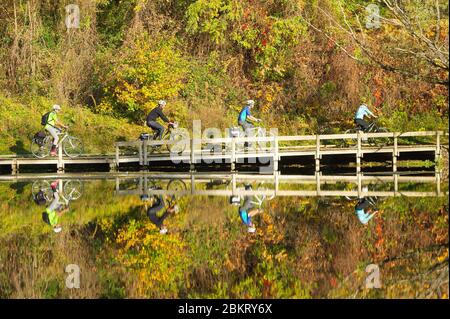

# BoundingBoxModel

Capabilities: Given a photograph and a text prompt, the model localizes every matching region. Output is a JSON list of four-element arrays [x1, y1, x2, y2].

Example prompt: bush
[[98, 34, 188, 122]]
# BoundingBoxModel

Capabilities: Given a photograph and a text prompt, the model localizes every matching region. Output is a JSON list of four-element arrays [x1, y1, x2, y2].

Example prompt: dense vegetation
[[0, 0, 448, 154]]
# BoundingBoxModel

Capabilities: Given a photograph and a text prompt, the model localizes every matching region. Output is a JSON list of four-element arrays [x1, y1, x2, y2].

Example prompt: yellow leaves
[[275, 250, 287, 262], [112, 219, 188, 297], [256, 84, 282, 114], [437, 248, 448, 263]]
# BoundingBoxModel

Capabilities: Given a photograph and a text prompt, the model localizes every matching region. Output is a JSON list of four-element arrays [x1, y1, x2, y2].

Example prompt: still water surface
[[0, 172, 448, 298]]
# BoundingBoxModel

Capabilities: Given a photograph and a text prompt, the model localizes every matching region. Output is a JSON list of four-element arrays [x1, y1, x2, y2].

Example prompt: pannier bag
[[229, 127, 240, 138], [33, 131, 47, 147], [34, 191, 47, 206], [139, 133, 151, 141]]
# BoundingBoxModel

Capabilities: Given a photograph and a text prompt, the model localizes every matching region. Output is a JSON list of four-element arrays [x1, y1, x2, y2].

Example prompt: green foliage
[[381, 106, 448, 132], [98, 35, 188, 121], [185, 0, 241, 44]]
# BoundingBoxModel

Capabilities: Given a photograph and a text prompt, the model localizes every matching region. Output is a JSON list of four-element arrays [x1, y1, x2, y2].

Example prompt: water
[[0, 172, 448, 298]]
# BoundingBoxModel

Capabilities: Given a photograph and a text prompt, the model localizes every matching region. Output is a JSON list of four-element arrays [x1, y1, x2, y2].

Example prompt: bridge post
[[143, 139, 148, 166], [274, 171, 279, 196], [232, 173, 237, 195], [315, 135, 321, 172], [57, 146, 64, 173], [394, 174, 399, 194], [115, 145, 120, 170], [315, 171, 321, 196], [436, 172, 441, 195], [190, 138, 196, 172], [231, 138, 236, 172], [138, 141, 143, 166], [191, 174, 195, 194], [393, 133, 399, 173], [357, 172, 362, 198], [435, 131, 441, 172], [11, 159, 18, 175], [356, 131, 362, 173], [273, 135, 279, 172]]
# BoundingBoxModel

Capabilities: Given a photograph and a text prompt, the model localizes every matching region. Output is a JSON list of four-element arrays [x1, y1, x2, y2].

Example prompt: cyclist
[[146, 100, 174, 140], [145, 194, 178, 234], [354, 103, 377, 132], [355, 197, 379, 225], [42, 180, 68, 233], [238, 185, 263, 233], [238, 99, 261, 132], [44, 104, 68, 156]]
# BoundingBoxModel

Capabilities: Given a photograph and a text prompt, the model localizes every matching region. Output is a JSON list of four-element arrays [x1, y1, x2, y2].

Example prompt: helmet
[[248, 226, 256, 233], [53, 104, 61, 111], [246, 100, 255, 106], [53, 226, 62, 233], [158, 100, 166, 106]]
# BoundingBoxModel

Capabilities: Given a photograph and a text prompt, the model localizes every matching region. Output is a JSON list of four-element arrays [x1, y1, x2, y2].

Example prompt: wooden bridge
[[0, 130, 447, 174]]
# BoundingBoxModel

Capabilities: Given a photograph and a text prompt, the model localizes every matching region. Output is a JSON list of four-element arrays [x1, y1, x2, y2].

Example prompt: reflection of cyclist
[[238, 186, 263, 233], [42, 180, 68, 233], [238, 100, 261, 132], [146, 100, 173, 140], [355, 198, 379, 225], [354, 104, 377, 132], [44, 104, 68, 156], [146, 195, 178, 234]]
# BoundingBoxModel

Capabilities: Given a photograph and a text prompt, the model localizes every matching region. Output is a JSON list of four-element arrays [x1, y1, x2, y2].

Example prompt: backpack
[[41, 112, 51, 126]]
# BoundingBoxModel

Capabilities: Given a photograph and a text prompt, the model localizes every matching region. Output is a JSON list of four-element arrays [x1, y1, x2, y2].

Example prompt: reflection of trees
[[337, 244, 448, 298]]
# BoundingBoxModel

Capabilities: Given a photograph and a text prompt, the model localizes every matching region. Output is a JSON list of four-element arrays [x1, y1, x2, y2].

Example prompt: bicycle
[[344, 121, 391, 147], [227, 124, 276, 152], [32, 179, 83, 204], [143, 122, 188, 155], [31, 127, 84, 158], [230, 182, 276, 206]]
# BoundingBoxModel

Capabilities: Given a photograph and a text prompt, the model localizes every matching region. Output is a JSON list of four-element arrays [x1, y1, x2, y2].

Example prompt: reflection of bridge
[[1, 171, 446, 198], [113, 172, 447, 198], [0, 131, 447, 173]]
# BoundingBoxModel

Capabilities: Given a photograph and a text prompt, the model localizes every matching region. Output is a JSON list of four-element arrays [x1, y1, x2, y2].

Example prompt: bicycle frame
[[57, 131, 69, 147]]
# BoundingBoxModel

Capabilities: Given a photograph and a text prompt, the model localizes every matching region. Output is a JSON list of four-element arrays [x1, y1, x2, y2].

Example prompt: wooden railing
[[115, 130, 448, 172]]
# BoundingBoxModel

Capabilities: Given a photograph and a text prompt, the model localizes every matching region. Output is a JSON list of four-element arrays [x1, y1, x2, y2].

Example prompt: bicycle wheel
[[31, 136, 52, 158], [344, 129, 358, 147], [167, 179, 187, 192], [370, 127, 391, 147], [63, 136, 83, 158], [31, 180, 53, 201], [63, 180, 83, 200], [167, 131, 188, 154], [254, 182, 275, 204]]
